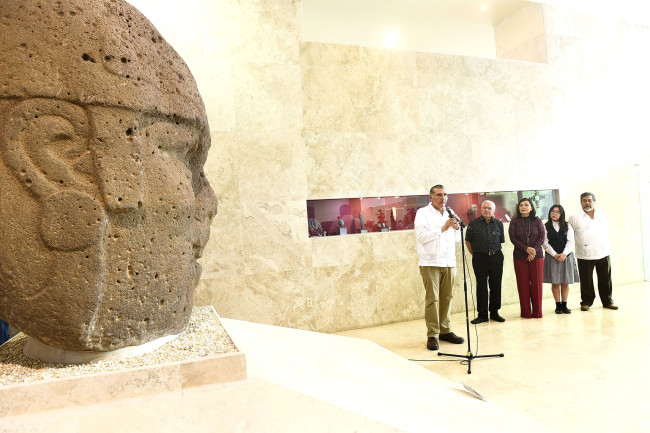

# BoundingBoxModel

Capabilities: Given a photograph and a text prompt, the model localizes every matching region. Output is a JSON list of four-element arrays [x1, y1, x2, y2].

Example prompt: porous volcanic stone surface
[[0, 0, 217, 352]]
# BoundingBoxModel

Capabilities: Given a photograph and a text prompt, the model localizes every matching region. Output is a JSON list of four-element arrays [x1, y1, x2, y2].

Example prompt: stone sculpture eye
[[144, 122, 198, 166]]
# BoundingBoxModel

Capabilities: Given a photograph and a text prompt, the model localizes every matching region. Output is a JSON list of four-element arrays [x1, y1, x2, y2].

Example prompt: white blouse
[[542, 221, 575, 256]]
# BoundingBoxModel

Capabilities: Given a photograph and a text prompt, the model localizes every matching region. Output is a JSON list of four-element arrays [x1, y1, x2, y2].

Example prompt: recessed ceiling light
[[481, 4, 489, 11], [385, 31, 398, 48]]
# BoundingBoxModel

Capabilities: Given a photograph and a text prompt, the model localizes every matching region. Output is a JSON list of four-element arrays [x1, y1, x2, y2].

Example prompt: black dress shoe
[[490, 314, 506, 322], [427, 337, 439, 351], [439, 332, 464, 344], [471, 317, 489, 324]]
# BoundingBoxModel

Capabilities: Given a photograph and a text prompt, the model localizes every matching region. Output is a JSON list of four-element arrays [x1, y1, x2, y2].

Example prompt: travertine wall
[[129, 0, 649, 333]]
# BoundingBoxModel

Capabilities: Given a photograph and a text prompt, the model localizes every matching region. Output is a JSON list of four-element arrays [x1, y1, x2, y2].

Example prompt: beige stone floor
[[1, 281, 647, 433], [337, 281, 650, 433]]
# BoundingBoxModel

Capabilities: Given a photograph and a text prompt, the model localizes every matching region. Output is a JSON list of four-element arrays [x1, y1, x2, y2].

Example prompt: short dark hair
[[429, 184, 444, 194], [580, 192, 596, 201], [516, 197, 536, 218]]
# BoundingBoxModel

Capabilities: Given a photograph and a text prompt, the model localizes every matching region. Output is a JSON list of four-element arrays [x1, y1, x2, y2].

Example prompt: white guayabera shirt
[[568, 209, 612, 260], [414, 204, 460, 267]]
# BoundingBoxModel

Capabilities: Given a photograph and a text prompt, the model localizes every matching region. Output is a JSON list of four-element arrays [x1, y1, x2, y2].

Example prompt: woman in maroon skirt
[[508, 198, 546, 318]]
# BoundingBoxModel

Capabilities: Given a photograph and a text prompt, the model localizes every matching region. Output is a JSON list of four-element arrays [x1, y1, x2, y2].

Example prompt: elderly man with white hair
[[465, 200, 506, 324]]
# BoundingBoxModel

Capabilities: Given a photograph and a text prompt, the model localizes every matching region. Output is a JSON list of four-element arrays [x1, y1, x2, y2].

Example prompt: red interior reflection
[[307, 190, 557, 237]]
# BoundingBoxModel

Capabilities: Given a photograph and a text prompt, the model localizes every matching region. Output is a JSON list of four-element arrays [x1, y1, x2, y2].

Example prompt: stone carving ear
[[0, 98, 97, 198], [0, 98, 106, 250]]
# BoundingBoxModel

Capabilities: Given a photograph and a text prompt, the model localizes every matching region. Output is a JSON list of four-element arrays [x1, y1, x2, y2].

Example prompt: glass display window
[[307, 189, 558, 237]]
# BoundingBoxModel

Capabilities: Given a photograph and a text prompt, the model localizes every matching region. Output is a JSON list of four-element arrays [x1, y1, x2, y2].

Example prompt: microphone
[[446, 206, 466, 228]]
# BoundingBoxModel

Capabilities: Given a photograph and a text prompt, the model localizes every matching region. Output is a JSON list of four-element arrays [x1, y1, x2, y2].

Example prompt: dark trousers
[[472, 251, 504, 318], [577, 256, 613, 307]]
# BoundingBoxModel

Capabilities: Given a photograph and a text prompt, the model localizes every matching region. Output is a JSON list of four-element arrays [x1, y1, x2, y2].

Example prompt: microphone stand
[[437, 218, 504, 374]]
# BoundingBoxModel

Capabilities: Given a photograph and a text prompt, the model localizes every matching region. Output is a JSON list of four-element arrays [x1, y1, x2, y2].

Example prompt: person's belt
[[477, 251, 500, 255]]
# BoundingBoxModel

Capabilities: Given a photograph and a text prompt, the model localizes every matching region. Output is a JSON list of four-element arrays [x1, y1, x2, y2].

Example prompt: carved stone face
[[0, 0, 217, 351]]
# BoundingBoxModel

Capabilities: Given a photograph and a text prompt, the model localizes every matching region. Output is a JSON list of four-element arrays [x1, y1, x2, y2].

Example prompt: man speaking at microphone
[[414, 184, 465, 350]]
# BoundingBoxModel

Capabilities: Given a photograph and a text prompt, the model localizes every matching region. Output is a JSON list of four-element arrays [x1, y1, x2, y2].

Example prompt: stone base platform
[[0, 307, 246, 418]]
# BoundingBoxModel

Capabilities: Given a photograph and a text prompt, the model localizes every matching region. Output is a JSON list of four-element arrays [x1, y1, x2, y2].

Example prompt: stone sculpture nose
[[194, 178, 218, 258]]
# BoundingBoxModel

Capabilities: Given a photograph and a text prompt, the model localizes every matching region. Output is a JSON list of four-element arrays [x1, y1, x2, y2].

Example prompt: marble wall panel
[[204, 131, 240, 207], [415, 53, 473, 81], [300, 42, 361, 67], [372, 259, 423, 324], [200, 131, 243, 280], [403, 129, 475, 194], [416, 82, 475, 136], [310, 263, 378, 332], [357, 71, 419, 135], [240, 199, 312, 274], [360, 133, 432, 197], [242, 268, 315, 329], [194, 277, 217, 307], [199, 203, 244, 280], [231, 0, 301, 65], [202, 270, 316, 329], [303, 131, 368, 198], [237, 131, 308, 202], [311, 234, 374, 269], [354, 48, 419, 134], [416, 56, 556, 193], [233, 62, 303, 132], [301, 64, 374, 133], [506, 61, 552, 109], [371, 231, 417, 263], [193, 61, 236, 132], [194, 275, 247, 318], [302, 45, 420, 135], [358, 47, 417, 74], [453, 58, 520, 130]]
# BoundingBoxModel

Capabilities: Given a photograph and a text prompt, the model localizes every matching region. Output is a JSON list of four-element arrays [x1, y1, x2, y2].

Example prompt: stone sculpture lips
[[0, 0, 218, 353]]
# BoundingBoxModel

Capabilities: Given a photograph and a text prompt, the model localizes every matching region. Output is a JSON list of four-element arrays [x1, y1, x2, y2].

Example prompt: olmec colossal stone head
[[0, 0, 217, 352]]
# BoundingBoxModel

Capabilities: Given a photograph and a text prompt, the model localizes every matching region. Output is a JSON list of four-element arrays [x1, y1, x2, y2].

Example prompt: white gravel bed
[[0, 306, 237, 386]]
